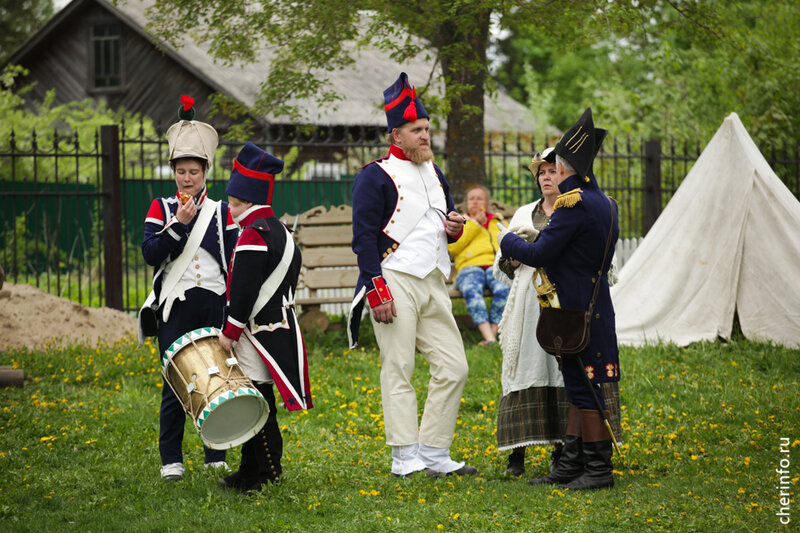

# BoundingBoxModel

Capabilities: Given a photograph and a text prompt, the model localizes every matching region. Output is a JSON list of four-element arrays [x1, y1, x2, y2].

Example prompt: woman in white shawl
[[494, 148, 621, 478]]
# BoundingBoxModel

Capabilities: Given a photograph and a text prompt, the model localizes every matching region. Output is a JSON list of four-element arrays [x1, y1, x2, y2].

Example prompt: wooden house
[[6, 0, 535, 134], [6, 0, 544, 183]]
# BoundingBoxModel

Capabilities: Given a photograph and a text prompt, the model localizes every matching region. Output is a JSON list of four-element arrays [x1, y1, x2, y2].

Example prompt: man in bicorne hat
[[217, 142, 313, 493], [347, 72, 478, 479], [498, 108, 620, 490], [141, 95, 238, 481]]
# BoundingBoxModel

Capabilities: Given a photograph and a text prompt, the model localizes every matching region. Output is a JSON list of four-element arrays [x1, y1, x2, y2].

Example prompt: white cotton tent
[[611, 112, 800, 348]]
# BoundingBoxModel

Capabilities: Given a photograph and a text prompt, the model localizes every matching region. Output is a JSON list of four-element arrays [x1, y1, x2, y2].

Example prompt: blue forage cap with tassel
[[383, 72, 429, 132]]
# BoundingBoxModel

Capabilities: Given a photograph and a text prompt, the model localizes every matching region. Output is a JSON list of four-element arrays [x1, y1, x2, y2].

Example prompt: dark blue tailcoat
[[500, 174, 620, 386], [347, 155, 459, 347]]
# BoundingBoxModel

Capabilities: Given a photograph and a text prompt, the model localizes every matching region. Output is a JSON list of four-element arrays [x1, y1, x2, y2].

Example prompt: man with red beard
[[347, 72, 478, 479]]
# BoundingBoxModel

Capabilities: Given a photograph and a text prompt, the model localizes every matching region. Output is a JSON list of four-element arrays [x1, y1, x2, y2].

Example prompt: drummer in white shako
[[140, 96, 238, 481], [217, 142, 313, 493]]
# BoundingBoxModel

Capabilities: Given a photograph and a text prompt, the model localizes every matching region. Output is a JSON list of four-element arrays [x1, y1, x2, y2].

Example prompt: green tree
[[144, 0, 690, 196], [0, 65, 160, 278], [0, 0, 54, 63], [495, 1, 800, 146], [0, 65, 158, 183]]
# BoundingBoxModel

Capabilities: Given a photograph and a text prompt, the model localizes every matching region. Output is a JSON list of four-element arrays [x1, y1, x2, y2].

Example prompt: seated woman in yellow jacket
[[448, 185, 510, 345]]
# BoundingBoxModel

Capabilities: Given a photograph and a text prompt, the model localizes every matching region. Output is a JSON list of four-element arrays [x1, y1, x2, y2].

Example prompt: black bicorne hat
[[554, 107, 600, 179], [593, 127, 608, 159]]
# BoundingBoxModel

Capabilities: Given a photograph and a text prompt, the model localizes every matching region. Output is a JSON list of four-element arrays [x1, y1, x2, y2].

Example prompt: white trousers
[[371, 268, 469, 449], [232, 333, 273, 384]]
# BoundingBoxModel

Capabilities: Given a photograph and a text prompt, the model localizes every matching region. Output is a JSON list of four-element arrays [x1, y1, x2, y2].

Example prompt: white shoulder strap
[[216, 201, 228, 275], [250, 224, 296, 320], [158, 199, 219, 307]]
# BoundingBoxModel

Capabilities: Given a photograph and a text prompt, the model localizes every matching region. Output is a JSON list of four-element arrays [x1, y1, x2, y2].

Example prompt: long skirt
[[497, 382, 623, 451]]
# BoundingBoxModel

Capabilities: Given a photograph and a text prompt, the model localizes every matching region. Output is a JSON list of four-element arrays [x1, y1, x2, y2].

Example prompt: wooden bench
[[282, 205, 357, 331], [284, 201, 517, 331]]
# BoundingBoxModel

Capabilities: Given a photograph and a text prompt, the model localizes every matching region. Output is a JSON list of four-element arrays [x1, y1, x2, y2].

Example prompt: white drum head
[[198, 387, 269, 450]]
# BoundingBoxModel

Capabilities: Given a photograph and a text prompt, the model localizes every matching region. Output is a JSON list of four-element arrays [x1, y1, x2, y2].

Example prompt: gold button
[[596, 352, 602, 358], [196, 273, 201, 278], [386, 247, 392, 253], [197, 281, 202, 286], [391, 220, 395, 224], [400, 196, 404, 200], [591, 277, 596, 283], [194, 256, 199, 261], [392, 244, 398, 249], [595, 313, 600, 319], [281, 319, 286, 325], [382, 252, 387, 258], [195, 264, 200, 269]]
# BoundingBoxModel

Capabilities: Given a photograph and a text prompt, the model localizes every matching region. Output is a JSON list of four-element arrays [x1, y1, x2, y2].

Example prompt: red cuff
[[221, 321, 244, 341], [366, 276, 393, 307]]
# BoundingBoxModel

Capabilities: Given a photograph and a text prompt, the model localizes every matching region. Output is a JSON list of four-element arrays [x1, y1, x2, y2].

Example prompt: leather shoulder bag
[[536, 197, 615, 359]]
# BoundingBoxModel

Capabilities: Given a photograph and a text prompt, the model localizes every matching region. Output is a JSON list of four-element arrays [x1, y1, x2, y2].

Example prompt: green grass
[[0, 323, 797, 532]]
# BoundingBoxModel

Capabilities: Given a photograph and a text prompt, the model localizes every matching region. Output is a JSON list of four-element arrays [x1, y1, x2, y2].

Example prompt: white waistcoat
[[378, 156, 451, 279], [376, 156, 447, 243]]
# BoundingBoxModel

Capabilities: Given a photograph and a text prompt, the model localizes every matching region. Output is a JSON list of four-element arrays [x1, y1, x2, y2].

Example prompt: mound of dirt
[[0, 283, 137, 350]]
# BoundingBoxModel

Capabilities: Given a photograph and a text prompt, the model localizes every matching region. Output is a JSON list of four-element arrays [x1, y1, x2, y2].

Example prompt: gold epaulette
[[554, 188, 583, 210]]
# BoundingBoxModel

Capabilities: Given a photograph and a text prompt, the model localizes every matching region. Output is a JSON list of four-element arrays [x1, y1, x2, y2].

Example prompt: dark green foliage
[[494, 1, 800, 146], [0, 0, 54, 63]]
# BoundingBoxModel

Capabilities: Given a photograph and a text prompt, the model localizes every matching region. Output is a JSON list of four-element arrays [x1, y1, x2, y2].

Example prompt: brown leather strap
[[587, 197, 616, 315]]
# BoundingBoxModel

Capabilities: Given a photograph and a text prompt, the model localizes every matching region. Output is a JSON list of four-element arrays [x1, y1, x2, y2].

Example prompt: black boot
[[549, 443, 563, 472], [219, 383, 283, 493], [529, 405, 583, 485], [244, 383, 283, 493], [218, 438, 258, 490], [562, 410, 614, 490], [505, 447, 525, 477]]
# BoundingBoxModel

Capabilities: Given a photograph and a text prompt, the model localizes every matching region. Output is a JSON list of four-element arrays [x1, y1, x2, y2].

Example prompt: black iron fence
[[2, 122, 799, 313]]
